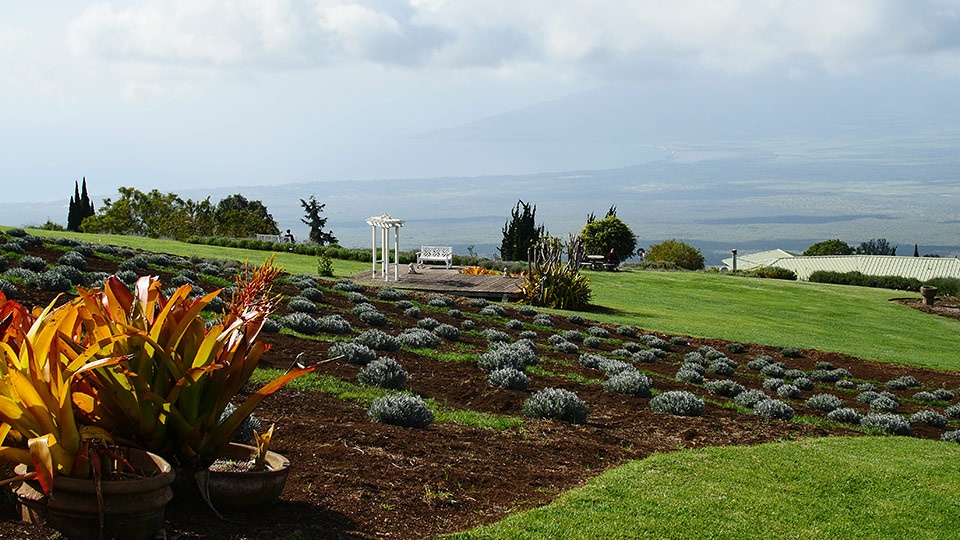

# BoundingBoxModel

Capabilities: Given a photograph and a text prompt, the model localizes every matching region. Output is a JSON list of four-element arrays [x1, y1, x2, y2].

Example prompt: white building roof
[[769, 255, 960, 281], [721, 249, 795, 271]]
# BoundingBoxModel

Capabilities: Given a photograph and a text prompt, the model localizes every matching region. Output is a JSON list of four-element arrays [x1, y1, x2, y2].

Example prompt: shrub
[[583, 337, 602, 349], [358, 357, 408, 389], [368, 394, 433, 428], [359, 310, 389, 326], [469, 298, 488, 308], [447, 309, 463, 319], [478, 341, 538, 371], [809, 369, 852, 383], [5, 228, 26, 237], [780, 347, 802, 358], [329, 342, 377, 365], [912, 391, 938, 402], [483, 329, 512, 343], [675, 368, 704, 385], [288, 296, 318, 314], [734, 389, 769, 409], [52, 265, 84, 286], [783, 369, 804, 380], [603, 372, 652, 397], [826, 407, 862, 424], [355, 329, 401, 352], [567, 314, 586, 325], [562, 330, 584, 342], [1, 241, 24, 254], [587, 326, 610, 339], [531, 314, 554, 327], [377, 287, 407, 301], [650, 391, 704, 417], [776, 384, 801, 399], [398, 328, 441, 349], [317, 314, 353, 334], [615, 325, 636, 337], [683, 352, 706, 366], [763, 378, 785, 391], [300, 287, 325, 302], [403, 306, 422, 318], [554, 340, 579, 354], [760, 362, 786, 378], [488, 368, 530, 391], [505, 319, 525, 330], [747, 355, 772, 371], [645, 336, 671, 351], [669, 336, 688, 346], [805, 393, 843, 412], [857, 390, 882, 403], [704, 379, 745, 398], [869, 396, 900, 412], [623, 342, 644, 353], [510, 330, 534, 341], [910, 409, 948, 428], [632, 350, 657, 363], [415, 317, 439, 330], [726, 343, 746, 354], [260, 317, 280, 333], [433, 324, 460, 341], [942, 430, 960, 444], [479, 305, 507, 317], [747, 266, 797, 280], [280, 312, 321, 335], [857, 383, 878, 392], [19, 255, 46, 272], [646, 239, 704, 270], [946, 404, 960, 419], [861, 413, 911, 435], [708, 359, 736, 376], [427, 295, 455, 307], [57, 251, 87, 270], [597, 358, 637, 377], [835, 380, 855, 390], [35, 270, 72, 293], [754, 399, 795, 420], [933, 388, 955, 401], [0, 279, 17, 298], [815, 361, 835, 370], [578, 353, 604, 369], [793, 377, 815, 391], [515, 306, 538, 317], [332, 279, 364, 292], [460, 319, 476, 331], [885, 375, 920, 390], [522, 388, 588, 424], [346, 291, 369, 304]]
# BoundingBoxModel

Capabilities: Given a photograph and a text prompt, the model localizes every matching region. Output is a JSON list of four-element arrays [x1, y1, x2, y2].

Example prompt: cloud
[[64, 0, 960, 79]]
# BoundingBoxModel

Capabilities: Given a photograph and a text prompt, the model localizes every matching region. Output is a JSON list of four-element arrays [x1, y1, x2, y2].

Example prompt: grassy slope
[[577, 269, 960, 370], [445, 436, 960, 539], [13, 229, 960, 538]]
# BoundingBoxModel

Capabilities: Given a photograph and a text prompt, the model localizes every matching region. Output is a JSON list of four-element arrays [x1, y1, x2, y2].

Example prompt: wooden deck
[[351, 267, 521, 300]]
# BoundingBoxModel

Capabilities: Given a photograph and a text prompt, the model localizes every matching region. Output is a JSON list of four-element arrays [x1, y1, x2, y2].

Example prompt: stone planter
[[195, 442, 290, 515], [920, 285, 938, 306], [15, 448, 174, 540]]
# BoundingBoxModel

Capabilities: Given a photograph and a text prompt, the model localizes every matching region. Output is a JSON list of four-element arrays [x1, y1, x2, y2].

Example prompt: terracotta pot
[[15, 448, 174, 540], [195, 442, 290, 514]]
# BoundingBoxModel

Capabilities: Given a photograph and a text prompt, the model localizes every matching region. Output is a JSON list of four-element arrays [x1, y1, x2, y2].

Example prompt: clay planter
[[194, 442, 290, 514], [15, 448, 174, 540]]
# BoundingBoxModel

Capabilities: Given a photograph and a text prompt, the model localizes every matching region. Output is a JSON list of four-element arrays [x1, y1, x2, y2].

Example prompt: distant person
[[283, 229, 295, 243], [605, 248, 618, 270], [636, 248, 646, 262]]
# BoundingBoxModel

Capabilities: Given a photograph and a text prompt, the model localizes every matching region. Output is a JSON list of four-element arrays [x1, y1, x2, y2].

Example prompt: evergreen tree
[[300, 195, 338, 245], [499, 200, 544, 261], [914, 244, 920, 257], [66, 177, 96, 231]]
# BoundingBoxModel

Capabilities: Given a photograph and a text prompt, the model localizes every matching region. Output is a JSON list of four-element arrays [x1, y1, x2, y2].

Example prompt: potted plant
[[0, 292, 174, 540], [72, 258, 316, 508]]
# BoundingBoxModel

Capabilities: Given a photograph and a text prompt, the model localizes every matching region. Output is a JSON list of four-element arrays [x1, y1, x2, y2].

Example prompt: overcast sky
[[3, 1, 960, 204]]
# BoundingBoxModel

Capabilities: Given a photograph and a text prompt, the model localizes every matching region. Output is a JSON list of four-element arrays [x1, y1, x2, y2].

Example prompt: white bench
[[417, 246, 453, 269], [256, 233, 294, 244]]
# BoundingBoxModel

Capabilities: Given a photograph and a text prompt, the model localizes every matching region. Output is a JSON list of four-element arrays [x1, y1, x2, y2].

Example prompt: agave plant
[[0, 293, 124, 494], [518, 235, 591, 309], [74, 258, 316, 467]]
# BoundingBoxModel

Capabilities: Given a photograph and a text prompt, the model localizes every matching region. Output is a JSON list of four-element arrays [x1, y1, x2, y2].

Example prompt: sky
[[2, 1, 960, 204]]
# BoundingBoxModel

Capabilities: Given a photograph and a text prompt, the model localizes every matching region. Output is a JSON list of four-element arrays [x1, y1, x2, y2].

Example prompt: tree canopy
[[81, 188, 273, 241], [579, 215, 637, 263], [647, 239, 704, 270], [499, 200, 544, 261], [803, 239, 854, 256], [67, 177, 95, 232], [300, 195, 338, 245], [856, 238, 896, 256]]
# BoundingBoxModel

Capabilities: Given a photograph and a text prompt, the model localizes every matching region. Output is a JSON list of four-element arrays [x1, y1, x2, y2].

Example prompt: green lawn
[[444, 436, 960, 540], [575, 269, 960, 370]]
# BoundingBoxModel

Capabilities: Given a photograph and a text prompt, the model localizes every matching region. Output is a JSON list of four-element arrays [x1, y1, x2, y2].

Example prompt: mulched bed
[[1, 236, 958, 539]]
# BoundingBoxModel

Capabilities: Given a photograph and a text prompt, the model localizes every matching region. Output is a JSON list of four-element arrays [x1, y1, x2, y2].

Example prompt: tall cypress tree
[[499, 200, 544, 261], [68, 177, 96, 231]]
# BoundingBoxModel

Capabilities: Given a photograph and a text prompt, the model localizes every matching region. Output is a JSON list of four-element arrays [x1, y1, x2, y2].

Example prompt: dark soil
[[1, 238, 958, 539]]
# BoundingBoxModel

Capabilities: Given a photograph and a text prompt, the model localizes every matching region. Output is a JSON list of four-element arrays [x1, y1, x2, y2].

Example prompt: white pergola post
[[365, 214, 405, 282]]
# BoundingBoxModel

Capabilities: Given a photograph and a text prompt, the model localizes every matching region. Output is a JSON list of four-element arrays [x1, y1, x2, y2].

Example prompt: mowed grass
[[445, 436, 960, 540], [578, 269, 960, 370], [11, 227, 370, 277]]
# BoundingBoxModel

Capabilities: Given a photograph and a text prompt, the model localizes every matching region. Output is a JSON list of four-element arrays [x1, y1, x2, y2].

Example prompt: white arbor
[[366, 214, 405, 281]]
